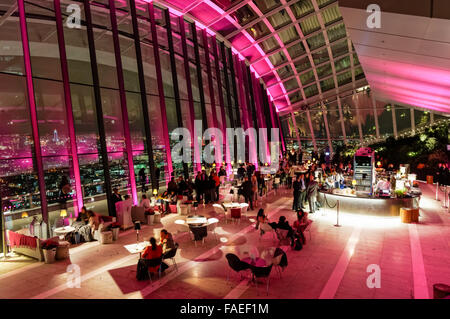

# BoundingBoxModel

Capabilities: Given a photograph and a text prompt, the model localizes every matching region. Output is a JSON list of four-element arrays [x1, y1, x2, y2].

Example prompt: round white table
[[54, 226, 75, 240]]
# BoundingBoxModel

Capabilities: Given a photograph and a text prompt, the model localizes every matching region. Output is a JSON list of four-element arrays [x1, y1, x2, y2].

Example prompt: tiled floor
[[0, 182, 448, 299]]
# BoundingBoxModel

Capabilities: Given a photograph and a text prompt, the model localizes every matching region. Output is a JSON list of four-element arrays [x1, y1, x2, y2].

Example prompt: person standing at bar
[[298, 173, 307, 210], [292, 175, 301, 211]]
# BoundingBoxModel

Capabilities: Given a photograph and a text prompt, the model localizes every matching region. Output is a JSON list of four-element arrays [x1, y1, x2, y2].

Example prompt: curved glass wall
[[0, 0, 278, 241]]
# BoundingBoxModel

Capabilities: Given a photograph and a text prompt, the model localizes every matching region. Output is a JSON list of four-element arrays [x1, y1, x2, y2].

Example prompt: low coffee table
[[54, 226, 75, 240]]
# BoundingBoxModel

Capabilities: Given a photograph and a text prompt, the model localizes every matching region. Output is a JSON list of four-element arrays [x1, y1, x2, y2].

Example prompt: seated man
[[269, 216, 298, 246]]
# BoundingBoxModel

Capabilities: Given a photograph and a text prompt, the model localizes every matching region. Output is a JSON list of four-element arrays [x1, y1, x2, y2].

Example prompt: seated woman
[[141, 237, 168, 274], [87, 210, 99, 239], [139, 194, 152, 212], [160, 229, 175, 254], [255, 208, 268, 230], [76, 206, 89, 224], [293, 209, 312, 244]]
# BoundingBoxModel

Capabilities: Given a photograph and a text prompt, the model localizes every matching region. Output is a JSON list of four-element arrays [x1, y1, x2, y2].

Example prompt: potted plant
[[41, 240, 58, 264], [395, 189, 407, 198], [145, 210, 155, 225], [110, 222, 121, 241]]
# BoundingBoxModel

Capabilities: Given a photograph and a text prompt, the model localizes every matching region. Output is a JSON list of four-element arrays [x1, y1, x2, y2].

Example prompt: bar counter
[[317, 190, 420, 217]]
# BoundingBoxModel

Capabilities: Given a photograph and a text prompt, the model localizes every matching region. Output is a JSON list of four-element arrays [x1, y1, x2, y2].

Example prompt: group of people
[[137, 229, 176, 280], [255, 208, 312, 248]]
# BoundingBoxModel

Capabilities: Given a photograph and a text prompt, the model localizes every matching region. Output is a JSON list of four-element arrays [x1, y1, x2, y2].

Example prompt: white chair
[[275, 229, 290, 245], [174, 219, 189, 235], [259, 223, 276, 241], [240, 203, 249, 216], [178, 204, 189, 216], [304, 220, 313, 241], [213, 204, 226, 221], [207, 217, 219, 241]]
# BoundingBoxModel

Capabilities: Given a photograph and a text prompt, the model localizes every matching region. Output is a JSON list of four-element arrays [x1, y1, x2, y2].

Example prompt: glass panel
[[278, 26, 299, 45], [254, 0, 281, 14], [341, 95, 360, 139], [290, 0, 314, 19], [375, 102, 394, 137], [295, 112, 311, 138], [337, 70, 352, 86], [284, 78, 299, 91], [233, 5, 258, 26], [395, 107, 411, 134], [34, 79, 69, 157], [327, 22, 346, 43], [355, 66, 365, 80], [310, 110, 327, 139], [294, 56, 311, 73], [306, 32, 326, 50], [277, 65, 294, 80], [0, 73, 40, 221], [321, 5, 342, 26], [289, 91, 303, 104], [300, 69, 315, 85], [324, 100, 343, 139], [260, 37, 280, 53], [304, 84, 318, 98], [0, 1, 24, 75], [91, 6, 119, 89], [312, 47, 329, 64], [25, 0, 62, 81], [246, 21, 271, 40], [101, 88, 125, 153], [334, 55, 351, 72], [268, 51, 287, 66], [317, 0, 337, 8], [267, 9, 291, 29], [331, 39, 348, 58], [300, 15, 321, 35], [414, 109, 430, 128], [287, 42, 306, 59], [316, 63, 332, 79], [320, 78, 335, 92], [353, 53, 360, 65]]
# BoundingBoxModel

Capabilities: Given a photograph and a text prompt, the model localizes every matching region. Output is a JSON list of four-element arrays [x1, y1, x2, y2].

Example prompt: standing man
[[306, 174, 318, 214], [292, 175, 301, 211], [298, 173, 307, 210], [111, 188, 122, 217], [240, 176, 254, 210], [138, 168, 147, 194]]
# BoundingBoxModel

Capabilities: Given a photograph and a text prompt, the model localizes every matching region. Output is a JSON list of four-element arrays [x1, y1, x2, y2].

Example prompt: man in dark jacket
[[292, 175, 301, 211], [306, 175, 319, 213], [194, 171, 203, 202], [240, 176, 254, 210], [167, 178, 178, 194]]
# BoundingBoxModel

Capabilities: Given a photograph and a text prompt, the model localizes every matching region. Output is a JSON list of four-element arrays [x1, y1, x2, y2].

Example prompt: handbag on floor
[[293, 238, 303, 251]]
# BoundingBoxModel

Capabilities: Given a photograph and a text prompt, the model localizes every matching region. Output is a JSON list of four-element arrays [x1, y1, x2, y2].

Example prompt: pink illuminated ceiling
[[141, 0, 367, 114], [340, 6, 450, 114]]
